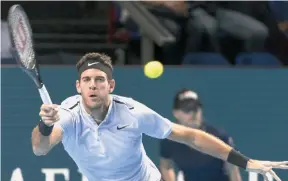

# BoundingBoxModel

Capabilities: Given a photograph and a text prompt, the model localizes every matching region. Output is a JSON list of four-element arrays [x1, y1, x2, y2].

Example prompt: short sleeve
[[160, 139, 172, 158], [133, 100, 172, 139], [54, 108, 75, 142]]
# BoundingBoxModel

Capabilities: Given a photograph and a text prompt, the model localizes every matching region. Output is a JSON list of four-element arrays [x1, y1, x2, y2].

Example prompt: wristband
[[227, 149, 250, 169], [38, 120, 54, 136]]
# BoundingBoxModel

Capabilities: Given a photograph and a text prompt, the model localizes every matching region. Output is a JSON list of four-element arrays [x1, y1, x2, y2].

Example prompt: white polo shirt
[[54, 94, 173, 181]]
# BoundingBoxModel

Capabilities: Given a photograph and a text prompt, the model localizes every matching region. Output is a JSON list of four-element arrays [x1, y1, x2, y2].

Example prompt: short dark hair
[[76, 52, 113, 71]]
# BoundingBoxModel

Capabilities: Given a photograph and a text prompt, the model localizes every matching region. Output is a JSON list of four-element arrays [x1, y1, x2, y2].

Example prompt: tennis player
[[31, 53, 287, 181]]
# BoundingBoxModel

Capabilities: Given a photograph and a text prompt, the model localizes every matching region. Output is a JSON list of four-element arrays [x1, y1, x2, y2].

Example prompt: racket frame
[[7, 4, 52, 104]]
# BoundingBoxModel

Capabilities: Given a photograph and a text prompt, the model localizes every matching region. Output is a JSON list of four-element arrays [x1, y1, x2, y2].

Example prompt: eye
[[96, 77, 105, 82], [83, 78, 90, 82]]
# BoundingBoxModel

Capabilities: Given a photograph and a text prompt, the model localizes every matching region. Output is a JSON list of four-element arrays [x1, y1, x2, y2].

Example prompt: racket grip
[[38, 84, 53, 104]]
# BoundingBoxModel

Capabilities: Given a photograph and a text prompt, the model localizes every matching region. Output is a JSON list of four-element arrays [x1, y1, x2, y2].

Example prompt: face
[[76, 68, 115, 110], [173, 108, 202, 128]]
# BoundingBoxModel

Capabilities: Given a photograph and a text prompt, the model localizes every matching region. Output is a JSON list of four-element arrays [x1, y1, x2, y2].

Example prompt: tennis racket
[[7, 4, 52, 104]]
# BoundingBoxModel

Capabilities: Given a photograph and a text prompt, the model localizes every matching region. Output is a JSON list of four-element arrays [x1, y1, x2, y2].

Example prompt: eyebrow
[[81, 76, 105, 80]]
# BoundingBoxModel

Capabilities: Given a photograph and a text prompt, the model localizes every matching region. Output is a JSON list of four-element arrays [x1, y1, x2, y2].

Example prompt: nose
[[90, 86, 96, 90], [89, 80, 97, 90]]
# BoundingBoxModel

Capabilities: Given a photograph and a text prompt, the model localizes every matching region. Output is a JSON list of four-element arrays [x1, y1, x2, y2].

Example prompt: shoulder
[[58, 95, 81, 121], [112, 94, 148, 112], [54, 95, 81, 136], [112, 94, 156, 119], [112, 94, 134, 108], [60, 95, 81, 111]]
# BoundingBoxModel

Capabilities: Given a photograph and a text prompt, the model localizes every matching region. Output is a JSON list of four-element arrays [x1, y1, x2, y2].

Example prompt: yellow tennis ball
[[144, 61, 164, 79]]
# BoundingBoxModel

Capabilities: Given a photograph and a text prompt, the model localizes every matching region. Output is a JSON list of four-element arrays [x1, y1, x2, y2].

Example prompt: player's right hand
[[39, 104, 60, 126]]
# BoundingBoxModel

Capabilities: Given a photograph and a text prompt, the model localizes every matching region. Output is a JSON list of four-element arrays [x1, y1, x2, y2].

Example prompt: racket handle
[[38, 84, 53, 104]]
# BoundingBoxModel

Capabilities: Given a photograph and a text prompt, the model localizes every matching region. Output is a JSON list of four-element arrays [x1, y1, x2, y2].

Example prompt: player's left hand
[[246, 159, 283, 181], [257, 160, 288, 169]]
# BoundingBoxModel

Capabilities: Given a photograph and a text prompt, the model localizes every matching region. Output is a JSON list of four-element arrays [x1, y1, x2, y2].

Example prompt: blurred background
[[1, 1, 288, 181]]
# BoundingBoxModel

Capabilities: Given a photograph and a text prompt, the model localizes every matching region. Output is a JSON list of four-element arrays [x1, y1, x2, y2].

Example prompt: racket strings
[[8, 5, 35, 69]]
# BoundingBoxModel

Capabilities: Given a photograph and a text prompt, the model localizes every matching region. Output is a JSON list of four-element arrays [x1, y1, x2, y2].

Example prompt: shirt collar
[[80, 95, 114, 126]]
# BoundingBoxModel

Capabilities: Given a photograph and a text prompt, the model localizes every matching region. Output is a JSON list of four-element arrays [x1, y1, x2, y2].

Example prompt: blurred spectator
[[160, 89, 242, 181], [269, 1, 288, 35], [246, 1, 288, 65], [278, 23, 288, 35], [145, 1, 189, 65], [143, 1, 189, 17], [116, 1, 288, 65], [184, 1, 288, 65], [218, 1, 288, 65], [185, 1, 268, 55], [116, 1, 189, 65]]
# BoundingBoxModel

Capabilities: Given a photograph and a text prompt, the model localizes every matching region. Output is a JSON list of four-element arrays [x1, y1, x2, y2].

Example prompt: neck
[[83, 96, 111, 124]]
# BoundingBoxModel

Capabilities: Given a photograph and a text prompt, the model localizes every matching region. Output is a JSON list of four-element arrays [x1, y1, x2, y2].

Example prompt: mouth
[[89, 94, 97, 98]]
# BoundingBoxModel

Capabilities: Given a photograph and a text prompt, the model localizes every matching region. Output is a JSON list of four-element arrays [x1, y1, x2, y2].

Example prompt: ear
[[108, 79, 115, 93], [76, 80, 81, 94]]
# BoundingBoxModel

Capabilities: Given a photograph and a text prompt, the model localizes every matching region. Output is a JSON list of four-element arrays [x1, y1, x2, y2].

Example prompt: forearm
[[34, 104, 64, 155], [31, 121, 62, 156], [185, 129, 232, 161], [169, 124, 251, 169], [31, 125, 53, 155]]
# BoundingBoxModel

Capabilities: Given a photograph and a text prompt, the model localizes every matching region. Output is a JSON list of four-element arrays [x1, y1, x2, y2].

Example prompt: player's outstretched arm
[[168, 123, 232, 161], [31, 104, 63, 156], [167, 123, 286, 181]]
